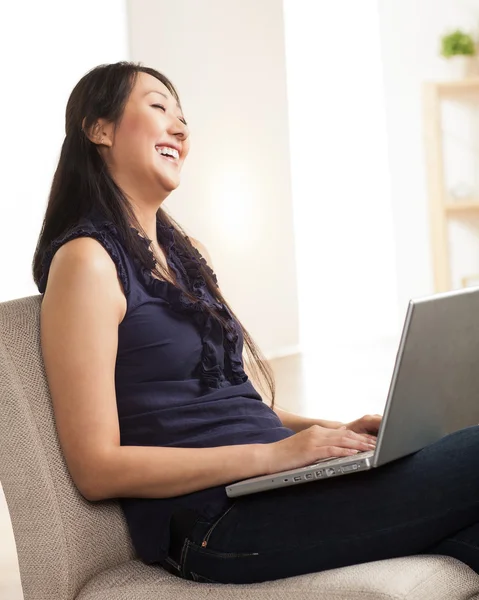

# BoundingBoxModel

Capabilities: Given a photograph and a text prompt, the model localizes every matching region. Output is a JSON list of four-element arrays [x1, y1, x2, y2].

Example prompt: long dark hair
[[32, 61, 275, 406]]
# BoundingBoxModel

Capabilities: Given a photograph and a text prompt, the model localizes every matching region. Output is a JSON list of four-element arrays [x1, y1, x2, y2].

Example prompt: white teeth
[[156, 145, 179, 159]]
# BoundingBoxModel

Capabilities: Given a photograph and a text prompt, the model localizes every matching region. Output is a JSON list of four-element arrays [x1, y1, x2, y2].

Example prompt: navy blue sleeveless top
[[37, 209, 295, 564]]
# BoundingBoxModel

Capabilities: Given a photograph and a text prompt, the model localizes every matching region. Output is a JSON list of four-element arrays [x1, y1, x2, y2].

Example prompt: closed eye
[[152, 104, 188, 126]]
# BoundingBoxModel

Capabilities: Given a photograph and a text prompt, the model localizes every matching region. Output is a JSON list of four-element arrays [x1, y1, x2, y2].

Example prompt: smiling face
[[97, 72, 190, 200]]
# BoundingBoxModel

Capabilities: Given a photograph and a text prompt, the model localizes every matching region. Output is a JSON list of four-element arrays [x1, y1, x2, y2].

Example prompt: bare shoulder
[[189, 236, 214, 270], [51, 236, 115, 272], [46, 236, 126, 322]]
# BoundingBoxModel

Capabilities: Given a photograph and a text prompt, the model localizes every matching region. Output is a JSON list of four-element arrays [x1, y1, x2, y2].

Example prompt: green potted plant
[[440, 29, 478, 79]]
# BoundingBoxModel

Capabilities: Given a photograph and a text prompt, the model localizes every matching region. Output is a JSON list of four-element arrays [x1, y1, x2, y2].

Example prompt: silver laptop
[[226, 286, 479, 498]]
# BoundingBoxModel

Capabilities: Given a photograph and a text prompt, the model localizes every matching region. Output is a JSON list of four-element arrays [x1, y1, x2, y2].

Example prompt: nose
[[168, 117, 189, 141], [175, 128, 188, 141]]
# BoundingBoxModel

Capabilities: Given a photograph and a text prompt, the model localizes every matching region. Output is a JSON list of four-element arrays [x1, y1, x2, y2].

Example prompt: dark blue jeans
[[161, 426, 479, 584]]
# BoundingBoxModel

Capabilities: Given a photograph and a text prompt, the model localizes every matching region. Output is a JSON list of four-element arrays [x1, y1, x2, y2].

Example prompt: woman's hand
[[262, 424, 377, 475], [344, 414, 382, 436]]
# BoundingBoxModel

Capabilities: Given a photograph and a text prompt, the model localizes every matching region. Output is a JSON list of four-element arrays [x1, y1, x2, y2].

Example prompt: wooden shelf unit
[[445, 201, 479, 214], [423, 78, 479, 292]]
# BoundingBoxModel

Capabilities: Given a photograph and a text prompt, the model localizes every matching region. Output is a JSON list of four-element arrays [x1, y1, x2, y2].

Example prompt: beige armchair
[[1, 295, 479, 600]]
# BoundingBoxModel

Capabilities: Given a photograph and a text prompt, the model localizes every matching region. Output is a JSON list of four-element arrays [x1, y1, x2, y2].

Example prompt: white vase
[[445, 55, 479, 80]]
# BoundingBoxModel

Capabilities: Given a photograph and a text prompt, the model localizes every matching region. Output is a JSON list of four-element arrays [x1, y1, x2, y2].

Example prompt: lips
[[155, 147, 179, 165], [155, 144, 180, 159]]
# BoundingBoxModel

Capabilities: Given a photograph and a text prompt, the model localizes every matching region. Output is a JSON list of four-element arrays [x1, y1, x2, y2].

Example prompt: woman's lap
[[165, 426, 479, 583]]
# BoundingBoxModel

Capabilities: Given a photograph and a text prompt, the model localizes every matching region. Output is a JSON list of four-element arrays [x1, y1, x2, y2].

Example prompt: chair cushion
[[76, 555, 479, 600]]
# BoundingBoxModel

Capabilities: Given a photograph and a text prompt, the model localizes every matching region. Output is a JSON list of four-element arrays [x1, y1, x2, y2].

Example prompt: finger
[[352, 430, 377, 442], [334, 434, 376, 452], [316, 446, 362, 460], [323, 427, 375, 447], [346, 429, 377, 445], [364, 415, 382, 434]]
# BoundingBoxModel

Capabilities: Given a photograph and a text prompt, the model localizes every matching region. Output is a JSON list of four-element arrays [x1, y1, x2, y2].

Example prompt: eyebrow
[[144, 90, 180, 109]]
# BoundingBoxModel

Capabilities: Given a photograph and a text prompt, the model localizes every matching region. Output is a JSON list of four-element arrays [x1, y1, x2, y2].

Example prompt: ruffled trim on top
[[130, 219, 248, 390], [39, 212, 248, 390], [37, 218, 129, 296]]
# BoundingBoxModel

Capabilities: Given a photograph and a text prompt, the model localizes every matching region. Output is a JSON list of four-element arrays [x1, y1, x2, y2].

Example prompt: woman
[[34, 61, 479, 585]]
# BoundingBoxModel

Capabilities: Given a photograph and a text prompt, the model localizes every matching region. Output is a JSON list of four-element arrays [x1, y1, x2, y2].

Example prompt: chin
[[160, 181, 180, 195], [155, 170, 180, 191]]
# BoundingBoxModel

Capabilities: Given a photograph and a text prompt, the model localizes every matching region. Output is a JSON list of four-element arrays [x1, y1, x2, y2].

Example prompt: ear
[[81, 117, 113, 147]]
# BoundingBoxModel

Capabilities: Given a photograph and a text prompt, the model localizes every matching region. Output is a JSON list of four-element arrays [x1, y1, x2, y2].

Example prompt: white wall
[[127, 0, 300, 360], [0, 1, 129, 301], [378, 0, 479, 309], [283, 0, 399, 345], [5, 0, 476, 371], [282, 0, 400, 422]]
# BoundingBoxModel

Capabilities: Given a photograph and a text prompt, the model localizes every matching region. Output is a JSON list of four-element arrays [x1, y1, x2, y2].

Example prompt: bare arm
[[40, 237, 268, 503], [273, 406, 343, 433], [100, 443, 265, 500]]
